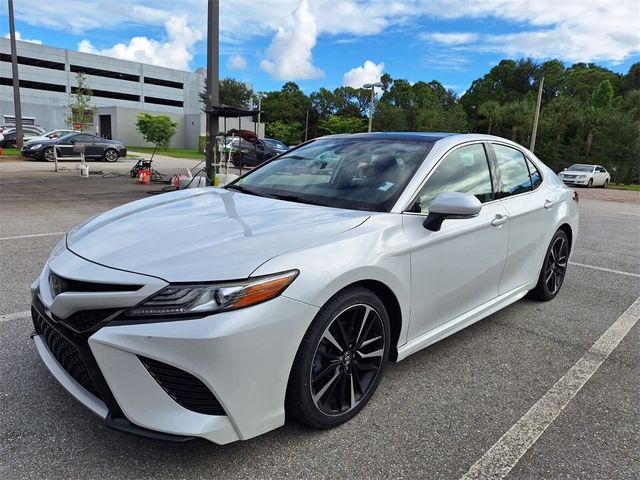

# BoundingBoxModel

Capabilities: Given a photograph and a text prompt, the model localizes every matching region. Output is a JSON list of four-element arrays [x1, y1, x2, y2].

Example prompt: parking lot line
[[0, 231, 66, 241], [460, 295, 640, 480], [0, 311, 31, 323], [616, 212, 640, 216], [569, 261, 640, 278]]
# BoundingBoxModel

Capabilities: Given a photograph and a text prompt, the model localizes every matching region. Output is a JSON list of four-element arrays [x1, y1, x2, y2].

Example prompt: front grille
[[32, 306, 102, 399], [64, 309, 121, 332], [138, 356, 225, 416], [49, 273, 142, 295]]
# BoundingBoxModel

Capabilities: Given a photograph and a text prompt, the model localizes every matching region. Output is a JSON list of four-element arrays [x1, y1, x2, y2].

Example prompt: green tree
[[266, 120, 303, 146], [500, 100, 532, 142], [135, 113, 178, 159], [477, 101, 501, 134], [66, 72, 96, 132], [317, 116, 366, 135], [199, 78, 254, 108]]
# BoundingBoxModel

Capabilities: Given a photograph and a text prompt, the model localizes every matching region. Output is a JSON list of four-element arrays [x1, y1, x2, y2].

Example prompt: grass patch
[[128, 147, 205, 159], [609, 183, 640, 191], [1, 148, 21, 156]]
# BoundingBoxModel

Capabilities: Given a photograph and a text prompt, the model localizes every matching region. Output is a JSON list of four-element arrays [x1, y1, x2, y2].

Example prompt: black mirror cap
[[423, 213, 446, 231]]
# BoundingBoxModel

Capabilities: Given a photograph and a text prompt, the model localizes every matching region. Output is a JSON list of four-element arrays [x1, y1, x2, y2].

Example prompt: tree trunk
[[511, 125, 517, 141], [487, 118, 493, 134], [585, 127, 594, 161]]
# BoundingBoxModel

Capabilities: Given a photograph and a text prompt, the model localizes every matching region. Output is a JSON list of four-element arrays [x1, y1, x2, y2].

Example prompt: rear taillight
[[572, 191, 579, 203]]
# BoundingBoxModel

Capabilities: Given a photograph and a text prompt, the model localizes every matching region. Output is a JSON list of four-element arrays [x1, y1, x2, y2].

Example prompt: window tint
[[73, 134, 96, 143], [526, 157, 542, 189], [415, 143, 493, 214], [493, 144, 532, 197]]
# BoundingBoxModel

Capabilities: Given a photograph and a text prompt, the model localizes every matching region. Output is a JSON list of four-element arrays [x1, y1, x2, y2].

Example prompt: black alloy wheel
[[603, 179, 609, 188], [587, 178, 593, 188], [529, 229, 570, 301], [286, 287, 390, 428]]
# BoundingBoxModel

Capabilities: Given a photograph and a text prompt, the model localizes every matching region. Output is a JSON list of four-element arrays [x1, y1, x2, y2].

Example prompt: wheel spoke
[[322, 330, 344, 353], [335, 318, 351, 349], [352, 359, 378, 372], [355, 306, 372, 345], [312, 361, 340, 384], [359, 335, 382, 349], [312, 367, 340, 404], [337, 371, 348, 412], [349, 373, 356, 409], [357, 348, 384, 359]]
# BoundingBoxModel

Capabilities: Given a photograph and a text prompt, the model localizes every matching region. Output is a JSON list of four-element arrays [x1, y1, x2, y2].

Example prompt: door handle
[[544, 200, 555, 210], [491, 214, 509, 226]]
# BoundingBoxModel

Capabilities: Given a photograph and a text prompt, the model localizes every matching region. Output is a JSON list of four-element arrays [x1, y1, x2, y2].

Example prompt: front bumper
[[31, 249, 318, 444], [560, 177, 589, 186]]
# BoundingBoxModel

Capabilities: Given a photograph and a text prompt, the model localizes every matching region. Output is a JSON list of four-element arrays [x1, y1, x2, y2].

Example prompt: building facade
[[0, 38, 263, 149]]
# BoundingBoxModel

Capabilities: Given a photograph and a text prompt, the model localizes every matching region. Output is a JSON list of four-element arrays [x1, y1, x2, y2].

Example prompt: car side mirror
[[423, 192, 482, 232]]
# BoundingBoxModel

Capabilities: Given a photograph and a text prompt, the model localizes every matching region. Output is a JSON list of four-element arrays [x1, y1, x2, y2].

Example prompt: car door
[[490, 143, 554, 294], [75, 134, 100, 157], [55, 134, 78, 157], [595, 166, 607, 185], [402, 142, 510, 339]]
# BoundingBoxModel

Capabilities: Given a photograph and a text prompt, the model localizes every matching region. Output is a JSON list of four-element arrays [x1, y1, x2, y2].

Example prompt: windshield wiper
[[270, 193, 323, 206], [225, 184, 265, 198]]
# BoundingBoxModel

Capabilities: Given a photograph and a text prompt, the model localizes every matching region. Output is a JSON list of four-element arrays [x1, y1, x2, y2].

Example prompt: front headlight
[[29, 144, 42, 150], [578, 175, 587, 179], [125, 270, 299, 318]]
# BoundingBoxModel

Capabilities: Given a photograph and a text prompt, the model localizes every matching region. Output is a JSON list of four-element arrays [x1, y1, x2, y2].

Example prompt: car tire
[[529, 230, 570, 301], [587, 178, 593, 188], [43, 147, 55, 162], [103, 148, 119, 162], [286, 287, 390, 429], [603, 179, 609, 188]]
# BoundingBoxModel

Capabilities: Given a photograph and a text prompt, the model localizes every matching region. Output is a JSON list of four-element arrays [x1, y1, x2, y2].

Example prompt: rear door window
[[493, 144, 532, 198]]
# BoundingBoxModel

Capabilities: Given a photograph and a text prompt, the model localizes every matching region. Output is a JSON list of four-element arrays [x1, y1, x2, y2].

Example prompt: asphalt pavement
[[1, 158, 638, 479]]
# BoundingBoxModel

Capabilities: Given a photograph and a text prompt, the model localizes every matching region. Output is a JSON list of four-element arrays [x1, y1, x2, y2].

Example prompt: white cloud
[[3, 31, 42, 44], [77, 16, 201, 70], [343, 60, 385, 90], [419, 32, 478, 45], [227, 54, 248, 71], [260, 0, 324, 80], [7, 0, 640, 72]]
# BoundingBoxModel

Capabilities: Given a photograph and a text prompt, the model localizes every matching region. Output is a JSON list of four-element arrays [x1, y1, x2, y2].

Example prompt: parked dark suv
[[21, 132, 127, 162], [230, 138, 288, 168]]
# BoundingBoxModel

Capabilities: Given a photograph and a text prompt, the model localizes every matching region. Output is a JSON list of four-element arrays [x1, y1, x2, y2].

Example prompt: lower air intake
[[138, 356, 226, 416]]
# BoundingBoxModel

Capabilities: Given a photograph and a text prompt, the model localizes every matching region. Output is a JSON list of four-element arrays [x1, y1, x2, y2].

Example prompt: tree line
[[212, 59, 640, 183]]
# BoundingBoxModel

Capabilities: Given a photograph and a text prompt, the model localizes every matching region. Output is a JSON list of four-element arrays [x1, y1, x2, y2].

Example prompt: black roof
[[324, 132, 458, 142]]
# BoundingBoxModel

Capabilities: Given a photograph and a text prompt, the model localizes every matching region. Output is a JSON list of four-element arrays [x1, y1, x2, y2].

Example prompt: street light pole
[[205, 0, 220, 184], [363, 82, 383, 133], [8, 0, 24, 150]]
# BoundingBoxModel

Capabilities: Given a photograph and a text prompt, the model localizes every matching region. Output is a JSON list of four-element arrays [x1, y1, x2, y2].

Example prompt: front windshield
[[568, 164, 594, 172], [228, 138, 433, 212], [58, 133, 77, 141]]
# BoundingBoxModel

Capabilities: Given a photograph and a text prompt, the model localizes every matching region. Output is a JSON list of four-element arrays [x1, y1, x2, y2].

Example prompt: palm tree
[[477, 101, 501, 134], [501, 101, 531, 142]]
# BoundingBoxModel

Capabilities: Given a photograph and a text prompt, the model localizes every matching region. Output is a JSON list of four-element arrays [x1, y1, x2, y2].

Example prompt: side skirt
[[396, 284, 531, 361]]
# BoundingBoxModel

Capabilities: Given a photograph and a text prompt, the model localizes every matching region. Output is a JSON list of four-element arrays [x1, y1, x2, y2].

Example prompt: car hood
[[66, 188, 370, 282], [561, 170, 591, 175]]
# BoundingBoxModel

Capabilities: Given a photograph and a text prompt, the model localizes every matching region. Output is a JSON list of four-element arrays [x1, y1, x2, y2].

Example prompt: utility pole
[[530, 75, 544, 153], [205, 0, 220, 184], [256, 93, 264, 138], [363, 82, 383, 133], [304, 109, 309, 141], [8, 0, 24, 149]]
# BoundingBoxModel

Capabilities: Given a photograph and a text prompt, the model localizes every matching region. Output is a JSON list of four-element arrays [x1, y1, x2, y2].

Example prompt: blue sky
[[3, 0, 639, 96]]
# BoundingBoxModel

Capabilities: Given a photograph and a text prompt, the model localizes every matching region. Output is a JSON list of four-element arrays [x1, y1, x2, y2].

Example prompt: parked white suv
[[559, 164, 610, 188]]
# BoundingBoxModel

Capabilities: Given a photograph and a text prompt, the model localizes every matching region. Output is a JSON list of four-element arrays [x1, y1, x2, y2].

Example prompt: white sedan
[[559, 163, 610, 188], [31, 133, 578, 444]]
